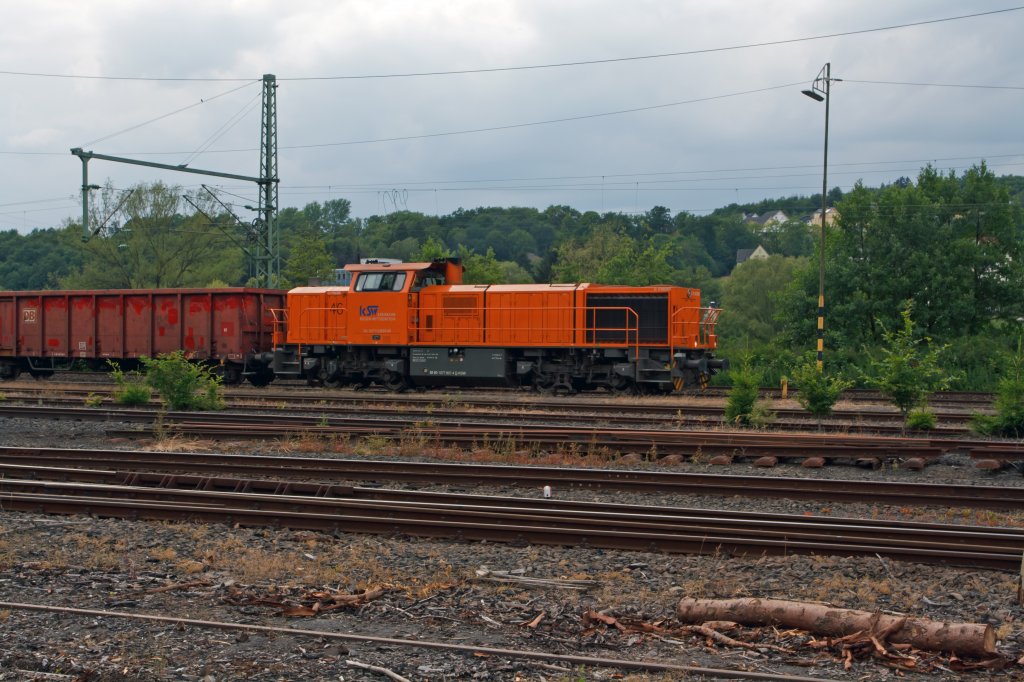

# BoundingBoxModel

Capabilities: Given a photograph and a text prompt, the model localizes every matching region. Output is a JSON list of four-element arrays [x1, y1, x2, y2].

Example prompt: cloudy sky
[[1, 0, 1022, 232]]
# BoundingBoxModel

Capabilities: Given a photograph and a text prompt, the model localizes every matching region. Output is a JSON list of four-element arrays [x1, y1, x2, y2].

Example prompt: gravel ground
[[1, 414, 1024, 681]]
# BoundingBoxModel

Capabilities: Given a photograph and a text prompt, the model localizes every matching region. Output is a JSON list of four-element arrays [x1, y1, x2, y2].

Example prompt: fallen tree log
[[677, 597, 995, 657]]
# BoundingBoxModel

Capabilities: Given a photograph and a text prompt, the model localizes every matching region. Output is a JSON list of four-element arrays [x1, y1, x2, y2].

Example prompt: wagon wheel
[[381, 370, 409, 393], [0, 365, 20, 381], [219, 366, 243, 386], [29, 369, 55, 380]]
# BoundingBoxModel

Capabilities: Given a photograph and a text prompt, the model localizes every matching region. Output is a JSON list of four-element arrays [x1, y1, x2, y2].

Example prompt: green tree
[[866, 306, 953, 418], [757, 219, 815, 258], [458, 246, 504, 284], [552, 225, 634, 283], [61, 182, 244, 288], [0, 226, 83, 289], [282, 231, 337, 288], [413, 236, 452, 261], [813, 164, 1023, 348], [719, 255, 803, 346]]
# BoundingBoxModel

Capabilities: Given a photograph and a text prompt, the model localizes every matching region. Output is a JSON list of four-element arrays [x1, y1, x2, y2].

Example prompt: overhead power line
[[0, 7, 1019, 82], [281, 7, 1024, 81], [53, 75, 1018, 158], [844, 79, 1024, 91], [79, 81, 259, 148]]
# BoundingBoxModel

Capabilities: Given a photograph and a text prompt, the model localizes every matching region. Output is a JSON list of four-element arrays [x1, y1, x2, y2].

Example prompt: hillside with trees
[[1, 165, 1021, 389]]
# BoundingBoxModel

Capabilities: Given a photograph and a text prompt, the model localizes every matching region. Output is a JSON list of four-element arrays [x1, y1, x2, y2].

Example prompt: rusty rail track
[[1, 402, 954, 460], [0, 602, 838, 682], [1, 473, 1020, 570], [3, 446, 1024, 509], [0, 382, 991, 427], [3, 376, 999, 405], [1, 403, 1019, 464]]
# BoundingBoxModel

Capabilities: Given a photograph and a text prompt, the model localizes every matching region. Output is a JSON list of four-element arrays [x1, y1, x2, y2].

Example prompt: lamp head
[[802, 89, 825, 102]]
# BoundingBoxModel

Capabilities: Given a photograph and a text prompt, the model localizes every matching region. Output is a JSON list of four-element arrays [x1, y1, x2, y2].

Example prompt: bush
[[140, 351, 224, 411], [866, 306, 953, 416], [748, 400, 777, 428], [906, 407, 937, 431], [109, 361, 152, 406], [972, 340, 1024, 438], [724, 364, 762, 426], [789, 356, 853, 424]]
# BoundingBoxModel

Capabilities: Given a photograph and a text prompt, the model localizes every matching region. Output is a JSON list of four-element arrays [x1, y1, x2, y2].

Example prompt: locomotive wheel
[[608, 375, 636, 395], [381, 370, 409, 393], [532, 373, 556, 394]]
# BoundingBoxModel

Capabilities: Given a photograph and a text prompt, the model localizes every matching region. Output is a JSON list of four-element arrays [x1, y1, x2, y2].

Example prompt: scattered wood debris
[[221, 584, 391, 617], [474, 566, 597, 590]]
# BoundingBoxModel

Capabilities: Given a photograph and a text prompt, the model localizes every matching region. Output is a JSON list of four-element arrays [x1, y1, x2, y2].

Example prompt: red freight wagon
[[0, 288, 285, 384]]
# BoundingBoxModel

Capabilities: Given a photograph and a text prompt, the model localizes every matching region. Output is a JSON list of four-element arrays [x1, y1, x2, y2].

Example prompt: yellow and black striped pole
[[802, 62, 832, 373], [817, 292, 824, 371]]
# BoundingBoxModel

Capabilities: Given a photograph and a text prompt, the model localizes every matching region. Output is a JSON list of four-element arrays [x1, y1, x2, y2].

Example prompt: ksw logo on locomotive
[[359, 305, 380, 318]]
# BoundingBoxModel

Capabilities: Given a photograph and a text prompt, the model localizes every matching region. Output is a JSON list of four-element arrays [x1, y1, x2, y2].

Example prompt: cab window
[[411, 271, 446, 291], [355, 271, 407, 292]]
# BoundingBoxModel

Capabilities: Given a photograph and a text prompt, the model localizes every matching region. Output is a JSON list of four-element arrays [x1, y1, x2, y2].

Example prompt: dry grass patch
[[147, 435, 213, 452], [277, 431, 343, 454], [40, 532, 131, 571], [148, 547, 178, 561]]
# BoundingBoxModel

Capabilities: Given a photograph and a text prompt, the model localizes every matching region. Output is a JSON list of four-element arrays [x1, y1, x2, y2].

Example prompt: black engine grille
[[585, 294, 668, 344]]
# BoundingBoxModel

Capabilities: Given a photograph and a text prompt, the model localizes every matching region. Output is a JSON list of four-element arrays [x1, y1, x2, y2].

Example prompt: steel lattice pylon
[[256, 74, 279, 287], [73, 73, 281, 286]]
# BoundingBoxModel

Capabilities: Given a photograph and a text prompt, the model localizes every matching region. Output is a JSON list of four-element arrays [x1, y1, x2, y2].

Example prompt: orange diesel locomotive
[[270, 258, 724, 393]]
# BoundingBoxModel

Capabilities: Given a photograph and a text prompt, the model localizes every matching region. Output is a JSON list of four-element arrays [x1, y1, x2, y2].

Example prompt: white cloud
[[0, 0, 1021, 231]]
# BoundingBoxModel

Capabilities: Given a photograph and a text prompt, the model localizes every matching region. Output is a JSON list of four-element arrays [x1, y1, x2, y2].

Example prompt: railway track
[[3, 446, 1024, 509], [1, 469, 1020, 570], [0, 402, 977, 461], [1, 402, 1020, 466], [0, 382, 992, 426], [6, 375, 999, 406]]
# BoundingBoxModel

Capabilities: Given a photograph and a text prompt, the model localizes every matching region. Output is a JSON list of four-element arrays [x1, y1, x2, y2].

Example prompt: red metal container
[[0, 288, 284, 378]]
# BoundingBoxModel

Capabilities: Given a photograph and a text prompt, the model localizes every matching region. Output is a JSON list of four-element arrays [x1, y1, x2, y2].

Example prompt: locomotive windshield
[[355, 272, 407, 292]]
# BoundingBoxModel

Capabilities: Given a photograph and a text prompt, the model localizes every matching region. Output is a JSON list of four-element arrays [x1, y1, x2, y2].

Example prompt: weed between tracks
[[6, 525, 463, 600], [236, 426, 628, 468]]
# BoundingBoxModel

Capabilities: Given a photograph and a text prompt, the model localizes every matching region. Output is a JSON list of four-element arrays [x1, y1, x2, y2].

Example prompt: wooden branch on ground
[[677, 597, 995, 657]]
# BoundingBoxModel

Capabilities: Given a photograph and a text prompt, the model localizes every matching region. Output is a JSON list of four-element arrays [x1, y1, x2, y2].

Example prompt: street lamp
[[802, 62, 837, 371]]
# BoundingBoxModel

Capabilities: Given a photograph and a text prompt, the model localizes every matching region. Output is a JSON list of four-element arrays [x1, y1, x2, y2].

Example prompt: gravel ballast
[[1, 414, 1023, 681]]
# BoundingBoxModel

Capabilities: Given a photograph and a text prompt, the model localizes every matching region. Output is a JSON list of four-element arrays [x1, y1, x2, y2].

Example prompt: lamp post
[[802, 63, 836, 371]]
